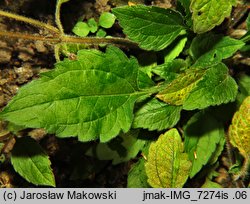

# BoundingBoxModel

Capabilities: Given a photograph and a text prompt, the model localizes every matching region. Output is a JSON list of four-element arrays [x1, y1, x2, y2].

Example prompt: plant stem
[[55, 0, 65, 34], [0, 30, 138, 48], [0, 10, 59, 34], [0, 30, 60, 43], [61, 35, 138, 48]]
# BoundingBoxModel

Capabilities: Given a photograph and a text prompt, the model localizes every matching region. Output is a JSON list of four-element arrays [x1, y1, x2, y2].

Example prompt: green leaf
[[163, 37, 187, 63], [133, 98, 182, 131], [152, 59, 187, 82], [145, 129, 191, 188], [127, 158, 150, 188], [201, 178, 222, 188], [208, 135, 225, 165], [87, 18, 98, 33], [0, 46, 154, 142], [229, 96, 250, 159], [11, 137, 55, 186], [190, 0, 236, 33], [99, 12, 116, 29], [157, 63, 237, 110], [156, 68, 206, 105], [72, 22, 90, 37], [184, 111, 224, 178], [86, 130, 145, 164], [113, 5, 186, 51], [183, 63, 238, 110], [190, 34, 245, 67], [96, 28, 107, 37], [236, 74, 250, 107]]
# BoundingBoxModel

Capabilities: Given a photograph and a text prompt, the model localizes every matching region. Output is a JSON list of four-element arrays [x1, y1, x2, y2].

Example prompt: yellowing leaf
[[156, 69, 205, 105], [145, 129, 191, 188], [191, 0, 236, 33], [229, 96, 250, 159]]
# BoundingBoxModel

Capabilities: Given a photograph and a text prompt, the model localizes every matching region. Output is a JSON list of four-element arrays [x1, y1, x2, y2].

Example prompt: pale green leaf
[[183, 63, 238, 110], [201, 178, 222, 188], [184, 111, 224, 178], [11, 137, 55, 186], [113, 5, 186, 51], [133, 98, 182, 131], [127, 158, 150, 188], [190, 34, 245, 67], [191, 0, 236, 33], [0, 46, 154, 142], [87, 18, 98, 33], [229, 96, 250, 159], [99, 12, 116, 29], [163, 37, 187, 63], [96, 29, 107, 37], [145, 129, 191, 188], [86, 130, 145, 164], [72, 22, 90, 37]]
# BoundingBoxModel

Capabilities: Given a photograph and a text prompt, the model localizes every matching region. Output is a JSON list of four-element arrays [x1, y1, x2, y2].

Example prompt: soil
[[0, 0, 249, 188]]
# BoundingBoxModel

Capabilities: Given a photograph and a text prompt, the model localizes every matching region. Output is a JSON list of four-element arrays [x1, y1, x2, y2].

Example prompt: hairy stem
[[55, 0, 65, 34], [0, 10, 59, 34], [0, 30, 60, 43], [0, 30, 138, 48]]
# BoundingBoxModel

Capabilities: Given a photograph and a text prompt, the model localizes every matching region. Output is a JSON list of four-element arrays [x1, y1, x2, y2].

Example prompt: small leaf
[[87, 18, 98, 33], [190, 34, 245, 67], [156, 69, 206, 105], [72, 22, 90, 37], [163, 37, 187, 63], [145, 129, 191, 188], [0, 47, 155, 142], [152, 59, 187, 82], [183, 63, 238, 110], [236, 74, 250, 107], [86, 130, 145, 164], [201, 178, 222, 188], [127, 159, 150, 188], [191, 0, 236, 33], [99, 12, 116, 29], [96, 28, 107, 37], [208, 135, 225, 165], [229, 96, 250, 159], [133, 98, 182, 131], [11, 137, 55, 186], [184, 111, 224, 178], [113, 5, 186, 51]]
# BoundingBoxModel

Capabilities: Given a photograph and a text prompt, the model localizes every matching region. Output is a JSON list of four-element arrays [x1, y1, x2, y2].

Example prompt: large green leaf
[[85, 130, 145, 164], [183, 63, 238, 110], [184, 112, 224, 178], [190, 34, 245, 67], [11, 137, 55, 186], [113, 5, 186, 51], [190, 0, 236, 33], [145, 129, 191, 188], [133, 98, 182, 131], [0, 47, 154, 142], [127, 158, 150, 188]]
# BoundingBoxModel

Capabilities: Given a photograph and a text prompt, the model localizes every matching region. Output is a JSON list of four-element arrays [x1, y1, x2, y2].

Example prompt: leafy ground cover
[[0, 0, 249, 188]]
